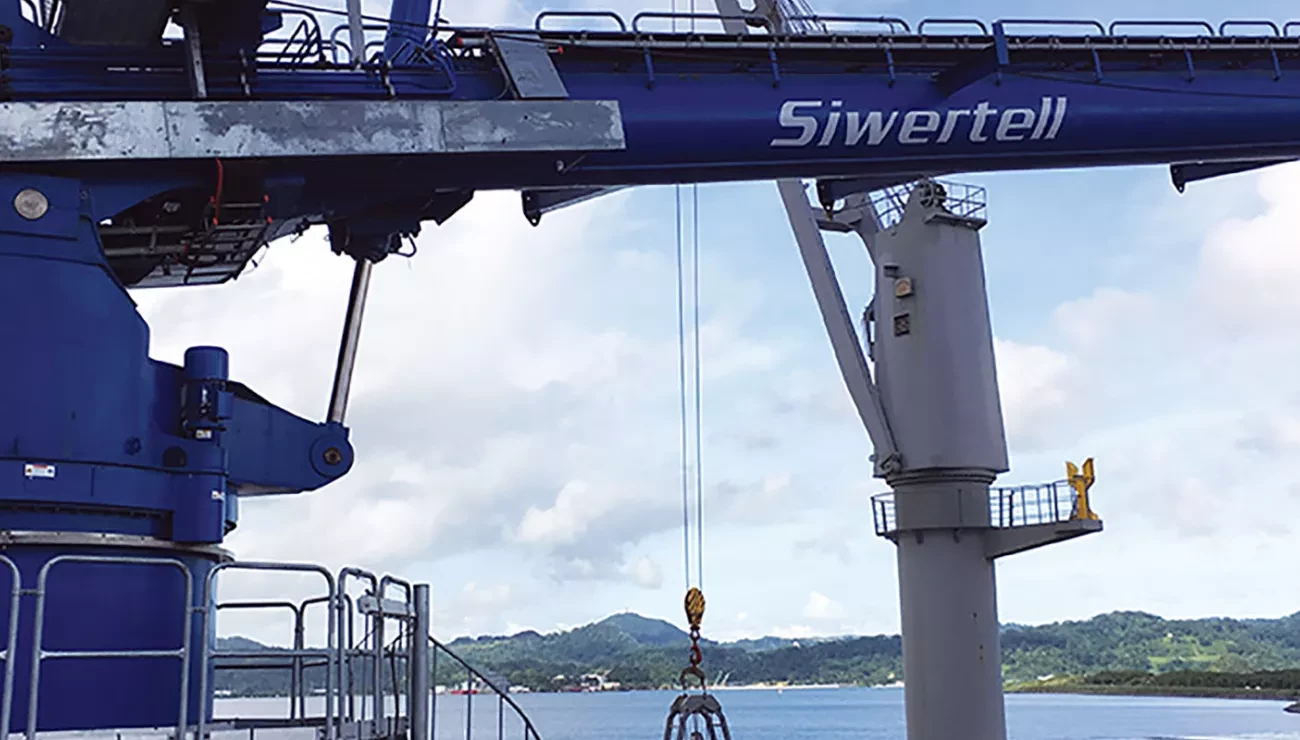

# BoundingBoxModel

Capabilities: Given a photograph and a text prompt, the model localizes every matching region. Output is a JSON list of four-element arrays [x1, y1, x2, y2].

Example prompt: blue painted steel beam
[[1170, 158, 1293, 191], [385, 0, 433, 62], [7, 24, 1300, 193]]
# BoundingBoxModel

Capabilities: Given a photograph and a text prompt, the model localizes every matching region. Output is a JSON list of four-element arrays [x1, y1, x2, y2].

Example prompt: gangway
[[0, 2, 1295, 740]]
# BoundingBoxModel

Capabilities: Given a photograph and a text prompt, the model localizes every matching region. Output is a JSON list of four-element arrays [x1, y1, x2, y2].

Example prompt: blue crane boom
[[448, 22, 1300, 185], [4, 6, 1300, 282], [0, 0, 1296, 735]]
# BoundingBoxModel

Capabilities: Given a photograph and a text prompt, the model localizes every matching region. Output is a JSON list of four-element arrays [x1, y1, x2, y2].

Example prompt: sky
[[130, 0, 1300, 648]]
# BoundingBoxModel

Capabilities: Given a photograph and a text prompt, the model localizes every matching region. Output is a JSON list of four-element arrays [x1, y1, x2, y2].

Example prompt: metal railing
[[992, 480, 1078, 528], [0, 549, 543, 740], [522, 10, 1300, 39], [263, 1, 456, 70], [0, 556, 19, 738], [259, 9, 329, 66], [213, 598, 310, 718], [871, 495, 897, 536], [872, 479, 1081, 537], [27, 556, 194, 740], [869, 180, 988, 229], [241, 4, 1300, 69], [430, 636, 542, 740], [200, 562, 426, 740], [199, 561, 339, 740]]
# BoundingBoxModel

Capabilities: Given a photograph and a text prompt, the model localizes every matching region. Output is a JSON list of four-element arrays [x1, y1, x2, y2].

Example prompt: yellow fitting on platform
[[1066, 458, 1099, 521]]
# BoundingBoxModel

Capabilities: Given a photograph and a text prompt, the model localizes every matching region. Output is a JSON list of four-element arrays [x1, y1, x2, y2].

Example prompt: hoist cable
[[691, 183, 703, 592], [671, 0, 696, 594], [676, 184, 692, 590], [666, 2, 712, 699], [688, 0, 703, 595], [672, 0, 704, 598]]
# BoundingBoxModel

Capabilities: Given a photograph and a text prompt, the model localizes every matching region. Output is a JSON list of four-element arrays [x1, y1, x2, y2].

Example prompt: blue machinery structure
[[0, 0, 1296, 738]]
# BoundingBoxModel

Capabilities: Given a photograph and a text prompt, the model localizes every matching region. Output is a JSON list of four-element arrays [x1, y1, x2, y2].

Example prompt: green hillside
[[213, 609, 1300, 696]]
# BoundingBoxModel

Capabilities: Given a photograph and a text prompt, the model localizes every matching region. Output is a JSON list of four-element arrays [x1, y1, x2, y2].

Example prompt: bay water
[[216, 687, 1300, 740]]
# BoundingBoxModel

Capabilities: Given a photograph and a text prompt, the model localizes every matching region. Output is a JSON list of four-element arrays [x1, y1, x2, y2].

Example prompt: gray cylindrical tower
[[872, 182, 1009, 740], [871, 181, 1009, 474]]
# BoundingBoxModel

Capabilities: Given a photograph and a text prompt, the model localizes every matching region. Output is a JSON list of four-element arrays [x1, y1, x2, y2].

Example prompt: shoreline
[[711, 683, 846, 691], [1007, 684, 1299, 702]]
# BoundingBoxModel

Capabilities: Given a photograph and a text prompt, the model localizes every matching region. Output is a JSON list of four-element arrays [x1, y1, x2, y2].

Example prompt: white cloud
[[620, 556, 665, 589], [504, 621, 540, 635], [994, 338, 1078, 451], [769, 625, 818, 639], [514, 480, 605, 547], [802, 591, 845, 620], [462, 581, 513, 609], [1197, 163, 1300, 330], [1051, 288, 1160, 352]]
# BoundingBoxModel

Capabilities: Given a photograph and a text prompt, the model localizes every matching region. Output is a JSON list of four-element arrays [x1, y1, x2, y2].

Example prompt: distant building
[[579, 674, 621, 692]]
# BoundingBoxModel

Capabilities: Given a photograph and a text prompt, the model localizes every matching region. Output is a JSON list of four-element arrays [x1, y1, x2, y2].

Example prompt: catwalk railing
[[871, 480, 1081, 537], [32, 3, 1300, 80], [0, 554, 540, 740], [867, 181, 987, 230], [258, 4, 1300, 66]]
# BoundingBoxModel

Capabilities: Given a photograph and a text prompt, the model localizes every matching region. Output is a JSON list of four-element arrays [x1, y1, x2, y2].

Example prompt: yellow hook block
[[684, 587, 705, 630], [1066, 458, 1099, 521]]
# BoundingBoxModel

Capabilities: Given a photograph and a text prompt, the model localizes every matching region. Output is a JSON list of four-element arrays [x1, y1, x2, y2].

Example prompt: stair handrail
[[428, 634, 542, 740]]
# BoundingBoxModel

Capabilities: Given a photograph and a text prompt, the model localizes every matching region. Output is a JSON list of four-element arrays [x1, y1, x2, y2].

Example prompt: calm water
[[217, 687, 1300, 740]]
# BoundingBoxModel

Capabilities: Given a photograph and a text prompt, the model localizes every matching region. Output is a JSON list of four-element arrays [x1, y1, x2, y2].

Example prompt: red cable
[[209, 158, 225, 226]]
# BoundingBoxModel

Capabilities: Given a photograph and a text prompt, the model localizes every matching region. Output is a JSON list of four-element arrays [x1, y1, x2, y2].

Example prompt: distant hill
[[599, 613, 692, 647], [445, 609, 1300, 691], [211, 609, 1300, 695]]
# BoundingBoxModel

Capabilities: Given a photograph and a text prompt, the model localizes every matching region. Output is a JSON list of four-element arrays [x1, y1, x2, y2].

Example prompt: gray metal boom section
[[714, 0, 901, 474], [777, 183, 901, 474], [0, 100, 625, 162]]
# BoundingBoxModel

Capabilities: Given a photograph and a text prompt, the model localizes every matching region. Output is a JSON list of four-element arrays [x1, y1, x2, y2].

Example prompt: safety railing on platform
[[28, 556, 194, 740], [430, 636, 542, 740], [520, 9, 1300, 39], [197, 560, 541, 740], [871, 479, 1082, 537], [245, 4, 1300, 59], [0, 556, 18, 739], [200, 561, 340, 740], [869, 180, 987, 230], [449, 10, 1300, 60], [25, 3, 1300, 74], [261, 1, 457, 72], [992, 481, 1079, 528], [23, 5, 1300, 104], [0, 550, 539, 740], [870, 496, 898, 539], [259, 9, 329, 66]]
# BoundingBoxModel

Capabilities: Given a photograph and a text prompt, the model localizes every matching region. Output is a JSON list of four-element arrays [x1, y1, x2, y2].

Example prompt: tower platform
[[872, 479, 1104, 558]]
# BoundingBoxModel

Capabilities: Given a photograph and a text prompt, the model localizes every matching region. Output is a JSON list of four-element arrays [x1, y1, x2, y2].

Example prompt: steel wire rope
[[673, 0, 691, 597], [680, 2, 705, 704], [672, 0, 706, 599]]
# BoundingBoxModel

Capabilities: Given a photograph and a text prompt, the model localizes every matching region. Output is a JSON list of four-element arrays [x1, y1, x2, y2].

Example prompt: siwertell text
[[770, 96, 1069, 148]]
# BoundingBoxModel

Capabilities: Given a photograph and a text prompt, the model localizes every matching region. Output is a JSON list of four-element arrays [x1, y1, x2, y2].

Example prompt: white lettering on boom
[[770, 96, 1069, 148]]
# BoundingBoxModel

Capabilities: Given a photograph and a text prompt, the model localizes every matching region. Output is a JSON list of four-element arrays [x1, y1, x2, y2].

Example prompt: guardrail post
[[411, 585, 431, 740]]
